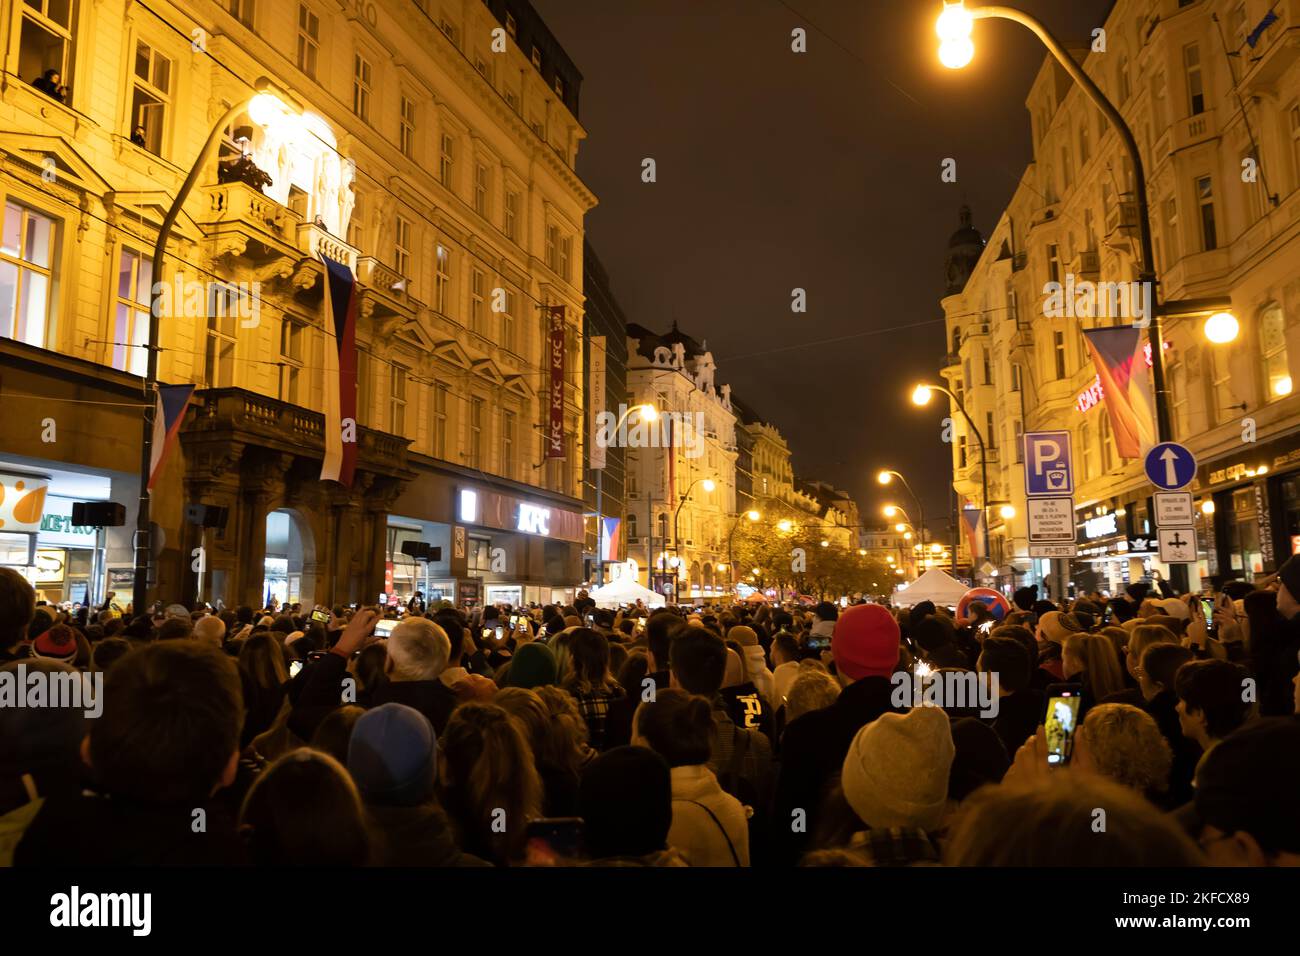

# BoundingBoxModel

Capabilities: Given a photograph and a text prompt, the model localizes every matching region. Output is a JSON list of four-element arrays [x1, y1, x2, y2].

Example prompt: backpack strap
[[675, 798, 741, 866]]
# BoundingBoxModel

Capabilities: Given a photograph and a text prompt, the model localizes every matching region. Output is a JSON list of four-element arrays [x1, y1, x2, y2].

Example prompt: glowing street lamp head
[[883, 505, 898, 518], [895, 523, 907, 533], [777, 519, 793, 533], [636, 403, 658, 421], [1201, 499, 1216, 515], [746, 510, 761, 522], [939, 37, 975, 69], [820, 540, 829, 548], [877, 470, 893, 485], [937, 2, 975, 68], [1274, 376, 1293, 397], [1204, 311, 1239, 344], [999, 504, 1016, 519], [904, 532, 914, 541], [716, 563, 727, 572], [931, 543, 943, 554], [701, 478, 716, 493], [858, 549, 867, 556], [249, 92, 295, 128], [911, 384, 934, 406]]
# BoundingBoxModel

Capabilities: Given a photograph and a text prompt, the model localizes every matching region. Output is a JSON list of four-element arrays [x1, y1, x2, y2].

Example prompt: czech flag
[[961, 507, 984, 560], [320, 254, 358, 488], [601, 516, 621, 562], [1082, 327, 1157, 459], [148, 383, 195, 490]]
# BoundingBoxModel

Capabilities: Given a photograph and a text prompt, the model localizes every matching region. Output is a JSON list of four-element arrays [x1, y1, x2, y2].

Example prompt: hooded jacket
[[668, 765, 750, 867]]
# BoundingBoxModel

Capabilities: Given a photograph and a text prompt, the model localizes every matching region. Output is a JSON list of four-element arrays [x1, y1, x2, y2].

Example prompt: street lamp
[[876, 469, 927, 550], [999, 504, 1016, 520], [912, 380, 989, 564], [777, 518, 794, 533], [134, 77, 300, 614], [1204, 312, 1240, 344], [673, 474, 719, 587]]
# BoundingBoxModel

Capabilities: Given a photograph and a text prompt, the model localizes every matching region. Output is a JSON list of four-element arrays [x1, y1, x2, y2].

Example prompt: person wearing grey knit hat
[[840, 706, 955, 835]]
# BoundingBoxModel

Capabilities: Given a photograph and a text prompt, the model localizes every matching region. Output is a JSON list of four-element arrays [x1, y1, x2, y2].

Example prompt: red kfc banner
[[547, 305, 566, 459]]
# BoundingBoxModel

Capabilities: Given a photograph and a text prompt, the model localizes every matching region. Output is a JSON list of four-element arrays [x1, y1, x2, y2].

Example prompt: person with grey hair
[[371, 618, 458, 735], [193, 615, 226, 649]]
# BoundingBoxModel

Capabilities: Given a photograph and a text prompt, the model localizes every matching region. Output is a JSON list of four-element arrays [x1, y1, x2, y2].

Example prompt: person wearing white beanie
[[840, 706, 955, 836]]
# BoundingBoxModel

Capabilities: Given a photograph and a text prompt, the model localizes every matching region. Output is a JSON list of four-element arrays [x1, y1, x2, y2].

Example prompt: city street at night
[[0, 0, 1297, 936]]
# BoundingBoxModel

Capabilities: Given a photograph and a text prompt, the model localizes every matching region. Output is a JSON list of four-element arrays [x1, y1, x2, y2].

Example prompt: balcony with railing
[[1239, 0, 1299, 92]]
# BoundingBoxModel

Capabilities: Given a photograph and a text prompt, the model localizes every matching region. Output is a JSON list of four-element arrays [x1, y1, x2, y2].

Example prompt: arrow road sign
[[1158, 527, 1198, 564], [1144, 442, 1198, 491]]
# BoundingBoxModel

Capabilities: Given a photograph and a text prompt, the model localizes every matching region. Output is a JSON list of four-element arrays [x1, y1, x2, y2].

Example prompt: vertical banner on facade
[[320, 254, 359, 487], [1081, 326, 1156, 460], [589, 334, 607, 470], [961, 507, 985, 560], [601, 516, 621, 562], [668, 417, 676, 509], [547, 305, 566, 459]]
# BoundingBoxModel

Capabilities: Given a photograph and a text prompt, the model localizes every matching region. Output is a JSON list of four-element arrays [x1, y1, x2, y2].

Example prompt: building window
[[228, 0, 255, 27], [545, 224, 558, 272], [1053, 329, 1067, 379], [469, 396, 484, 468], [1013, 419, 1024, 463], [951, 326, 961, 353], [1060, 146, 1072, 192], [356, 348, 371, 425], [19, 0, 75, 100], [1, 201, 57, 349], [348, 191, 365, 249], [1169, 358, 1190, 440], [554, 75, 565, 98], [1079, 123, 1090, 165], [297, 4, 319, 78], [982, 347, 991, 385], [504, 190, 519, 241], [279, 320, 305, 404], [1010, 363, 1021, 392], [389, 364, 407, 435], [439, 133, 455, 189], [985, 411, 996, 451], [559, 234, 572, 281], [352, 53, 372, 121], [1118, 53, 1131, 103], [505, 13, 517, 37], [470, 269, 486, 334], [399, 95, 416, 158], [394, 216, 411, 277], [112, 248, 150, 375], [1196, 176, 1217, 251], [1100, 413, 1114, 474], [1081, 421, 1094, 480], [1260, 305, 1291, 399], [957, 435, 968, 470], [1184, 44, 1204, 116], [1047, 243, 1061, 284], [502, 409, 516, 477], [474, 162, 489, 217], [531, 46, 542, 69], [204, 304, 237, 388], [435, 244, 450, 314], [500, 288, 515, 352], [131, 41, 172, 156], [439, 17, 458, 44], [1163, 196, 1179, 265], [1289, 104, 1300, 192], [433, 382, 448, 458], [1209, 345, 1233, 427]]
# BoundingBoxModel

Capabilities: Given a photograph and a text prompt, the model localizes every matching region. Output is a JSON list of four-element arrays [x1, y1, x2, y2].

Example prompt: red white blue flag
[[1082, 326, 1156, 459], [961, 507, 984, 560], [320, 254, 358, 488], [148, 383, 194, 490], [601, 517, 621, 562]]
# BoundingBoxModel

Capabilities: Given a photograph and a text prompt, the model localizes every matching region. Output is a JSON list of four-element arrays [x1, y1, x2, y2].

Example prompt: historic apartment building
[[940, 0, 1300, 596], [624, 321, 739, 599], [0, 0, 595, 608]]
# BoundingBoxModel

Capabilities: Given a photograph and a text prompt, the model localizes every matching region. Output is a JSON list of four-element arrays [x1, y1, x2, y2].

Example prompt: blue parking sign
[[1024, 430, 1073, 496], [1144, 442, 1197, 491]]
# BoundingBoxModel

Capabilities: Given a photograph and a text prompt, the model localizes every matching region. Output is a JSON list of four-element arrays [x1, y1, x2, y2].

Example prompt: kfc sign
[[517, 503, 551, 536]]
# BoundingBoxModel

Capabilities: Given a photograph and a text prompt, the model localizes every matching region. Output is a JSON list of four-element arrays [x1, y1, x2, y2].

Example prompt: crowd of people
[[2, 561, 1298, 868]]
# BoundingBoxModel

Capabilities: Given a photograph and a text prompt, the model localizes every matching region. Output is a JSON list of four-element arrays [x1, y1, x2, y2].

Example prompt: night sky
[[533, 0, 1114, 537]]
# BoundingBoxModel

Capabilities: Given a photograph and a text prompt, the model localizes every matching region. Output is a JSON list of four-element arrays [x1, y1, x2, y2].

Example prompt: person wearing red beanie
[[773, 602, 905, 866]]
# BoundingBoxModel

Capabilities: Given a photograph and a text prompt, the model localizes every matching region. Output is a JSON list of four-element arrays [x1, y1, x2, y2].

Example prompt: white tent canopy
[[588, 577, 667, 609], [893, 568, 969, 607]]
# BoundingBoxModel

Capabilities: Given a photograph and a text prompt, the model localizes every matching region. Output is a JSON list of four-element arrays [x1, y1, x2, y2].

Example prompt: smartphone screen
[[1044, 685, 1082, 766], [311, 609, 330, 624], [524, 818, 584, 866], [495, 625, 505, 642], [289, 660, 304, 678], [482, 627, 494, 640], [374, 619, 397, 638], [1200, 597, 1215, 636]]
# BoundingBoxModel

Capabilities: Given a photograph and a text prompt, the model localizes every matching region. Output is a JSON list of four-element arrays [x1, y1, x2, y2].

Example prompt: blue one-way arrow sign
[[1144, 442, 1197, 491]]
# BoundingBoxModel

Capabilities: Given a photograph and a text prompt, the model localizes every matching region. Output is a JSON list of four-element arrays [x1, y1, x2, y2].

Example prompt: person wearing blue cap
[[346, 703, 487, 866]]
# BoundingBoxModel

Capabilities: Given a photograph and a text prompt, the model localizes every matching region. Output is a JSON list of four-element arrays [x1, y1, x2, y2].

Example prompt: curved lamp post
[[133, 79, 301, 614], [912, 381, 989, 565]]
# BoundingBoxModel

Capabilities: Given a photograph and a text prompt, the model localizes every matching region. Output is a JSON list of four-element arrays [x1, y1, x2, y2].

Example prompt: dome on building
[[944, 204, 985, 295]]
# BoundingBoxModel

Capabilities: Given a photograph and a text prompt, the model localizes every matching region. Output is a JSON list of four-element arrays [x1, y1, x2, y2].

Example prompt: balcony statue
[[218, 153, 273, 193]]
